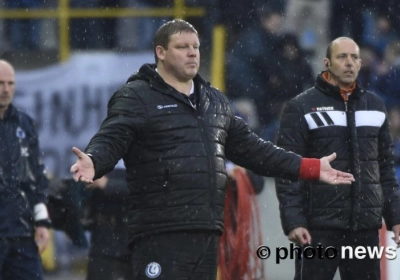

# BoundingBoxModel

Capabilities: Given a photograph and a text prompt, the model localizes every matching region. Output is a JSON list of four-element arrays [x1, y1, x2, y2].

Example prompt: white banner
[[13, 51, 154, 178]]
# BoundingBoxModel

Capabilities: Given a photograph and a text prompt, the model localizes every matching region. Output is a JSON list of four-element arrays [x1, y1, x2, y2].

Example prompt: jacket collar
[[315, 71, 366, 101], [1, 104, 18, 121], [126, 63, 208, 93]]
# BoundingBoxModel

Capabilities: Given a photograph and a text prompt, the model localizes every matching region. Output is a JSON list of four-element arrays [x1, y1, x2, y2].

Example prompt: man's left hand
[[320, 153, 355, 185], [35, 226, 50, 254]]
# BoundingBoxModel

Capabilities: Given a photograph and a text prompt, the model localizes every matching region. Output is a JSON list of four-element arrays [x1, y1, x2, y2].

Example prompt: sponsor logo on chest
[[157, 104, 178, 109], [312, 106, 334, 111]]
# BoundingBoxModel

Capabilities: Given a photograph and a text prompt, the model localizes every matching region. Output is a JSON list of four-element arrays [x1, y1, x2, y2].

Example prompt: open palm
[[320, 153, 355, 185], [70, 147, 95, 183]]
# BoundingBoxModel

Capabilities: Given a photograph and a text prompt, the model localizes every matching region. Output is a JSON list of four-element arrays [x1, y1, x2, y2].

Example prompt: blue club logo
[[16, 127, 26, 139]]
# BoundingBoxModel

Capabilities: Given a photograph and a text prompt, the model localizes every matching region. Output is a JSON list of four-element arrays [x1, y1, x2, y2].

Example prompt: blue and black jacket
[[0, 104, 49, 237]]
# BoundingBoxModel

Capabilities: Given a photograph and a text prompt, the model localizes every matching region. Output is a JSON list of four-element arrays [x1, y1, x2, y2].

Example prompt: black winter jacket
[[276, 72, 400, 235], [0, 104, 49, 237], [85, 64, 303, 240]]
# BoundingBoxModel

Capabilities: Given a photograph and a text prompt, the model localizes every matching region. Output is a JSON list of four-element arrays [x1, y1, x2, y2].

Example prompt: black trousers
[[86, 254, 132, 280], [0, 237, 43, 280], [131, 231, 219, 280], [294, 229, 380, 280]]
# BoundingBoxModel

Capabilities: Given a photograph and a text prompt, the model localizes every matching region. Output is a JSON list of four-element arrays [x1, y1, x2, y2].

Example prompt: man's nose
[[3, 84, 10, 91], [188, 47, 197, 56], [345, 57, 355, 66]]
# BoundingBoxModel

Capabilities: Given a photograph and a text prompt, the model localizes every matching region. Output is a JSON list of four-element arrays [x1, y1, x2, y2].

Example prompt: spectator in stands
[[363, 12, 399, 58], [220, 0, 286, 48], [375, 0, 400, 39], [226, 12, 313, 141], [258, 33, 314, 141], [357, 44, 381, 91], [283, 0, 330, 71], [375, 40, 400, 107], [225, 7, 284, 138]]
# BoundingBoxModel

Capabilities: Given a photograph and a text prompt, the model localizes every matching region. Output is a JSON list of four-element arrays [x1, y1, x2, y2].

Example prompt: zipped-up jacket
[[85, 64, 304, 240], [276, 72, 400, 235], [0, 104, 49, 237]]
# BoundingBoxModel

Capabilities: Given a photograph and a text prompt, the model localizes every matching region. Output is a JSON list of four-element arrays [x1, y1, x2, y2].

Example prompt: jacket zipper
[[344, 92, 350, 112], [195, 90, 216, 226], [344, 91, 354, 229]]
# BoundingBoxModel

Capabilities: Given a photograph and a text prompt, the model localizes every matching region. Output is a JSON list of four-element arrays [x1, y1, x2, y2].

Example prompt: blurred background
[[0, 0, 400, 279]]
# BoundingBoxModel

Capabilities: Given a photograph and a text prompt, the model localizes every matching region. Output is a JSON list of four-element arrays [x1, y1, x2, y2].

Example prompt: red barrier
[[380, 223, 387, 280]]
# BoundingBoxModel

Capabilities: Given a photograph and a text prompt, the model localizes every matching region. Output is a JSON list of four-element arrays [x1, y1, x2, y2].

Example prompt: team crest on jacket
[[312, 106, 334, 111], [16, 127, 26, 139], [145, 262, 161, 278]]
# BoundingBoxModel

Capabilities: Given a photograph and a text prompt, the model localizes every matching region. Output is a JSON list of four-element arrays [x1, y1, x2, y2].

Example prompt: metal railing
[[0, 0, 205, 61], [0, 0, 226, 91]]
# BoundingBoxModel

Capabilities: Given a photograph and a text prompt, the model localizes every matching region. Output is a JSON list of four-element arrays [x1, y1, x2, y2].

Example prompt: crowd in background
[[2, 1, 398, 140], [1, 0, 400, 277]]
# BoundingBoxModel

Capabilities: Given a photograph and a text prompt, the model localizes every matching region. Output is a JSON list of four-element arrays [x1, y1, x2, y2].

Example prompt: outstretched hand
[[70, 147, 95, 184], [320, 153, 355, 185]]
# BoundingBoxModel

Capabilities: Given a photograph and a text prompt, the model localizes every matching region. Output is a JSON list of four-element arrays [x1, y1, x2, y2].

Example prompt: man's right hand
[[288, 227, 311, 245], [70, 147, 95, 184]]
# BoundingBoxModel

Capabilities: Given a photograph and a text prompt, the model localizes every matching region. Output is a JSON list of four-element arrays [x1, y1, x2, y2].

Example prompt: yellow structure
[[0, 0, 205, 61], [40, 230, 56, 271], [0, 0, 226, 92]]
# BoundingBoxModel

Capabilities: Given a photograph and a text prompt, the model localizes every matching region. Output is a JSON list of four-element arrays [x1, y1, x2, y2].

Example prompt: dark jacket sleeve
[[275, 100, 309, 235], [26, 116, 49, 206], [225, 115, 302, 181], [85, 86, 147, 179], [20, 115, 51, 227], [247, 170, 265, 194], [378, 114, 400, 230]]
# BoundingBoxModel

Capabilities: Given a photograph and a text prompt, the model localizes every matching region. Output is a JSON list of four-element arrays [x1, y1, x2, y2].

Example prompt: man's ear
[[323, 58, 330, 68], [155, 46, 165, 61]]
